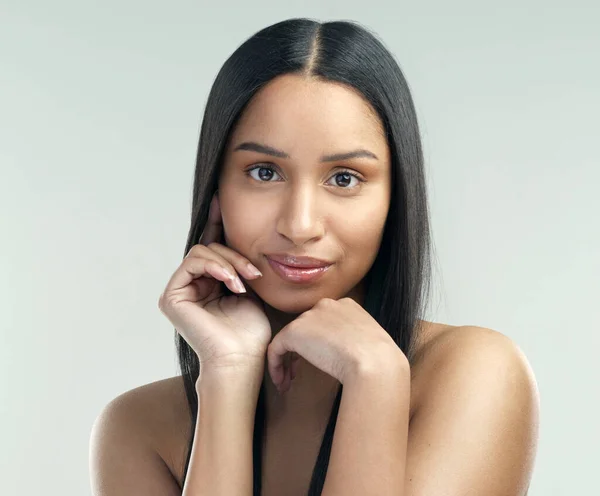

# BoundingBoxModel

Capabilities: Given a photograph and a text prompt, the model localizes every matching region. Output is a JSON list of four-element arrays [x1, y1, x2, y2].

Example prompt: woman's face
[[218, 74, 391, 314]]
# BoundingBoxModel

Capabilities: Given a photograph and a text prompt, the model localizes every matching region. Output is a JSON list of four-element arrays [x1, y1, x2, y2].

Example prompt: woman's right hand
[[158, 193, 272, 375]]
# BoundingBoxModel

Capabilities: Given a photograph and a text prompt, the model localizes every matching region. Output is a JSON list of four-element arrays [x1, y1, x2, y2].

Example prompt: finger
[[190, 260, 246, 305], [205, 242, 263, 281], [290, 353, 300, 380], [267, 334, 295, 392], [281, 358, 293, 394], [162, 256, 241, 302], [198, 193, 223, 246], [185, 243, 259, 285], [205, 260, 247, 294]]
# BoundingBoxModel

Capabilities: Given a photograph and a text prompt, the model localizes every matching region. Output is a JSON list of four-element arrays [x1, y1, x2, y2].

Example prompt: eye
[[246, 165, 281, 182], [326, 170, 363, 189], [245, 164, 365, 189]]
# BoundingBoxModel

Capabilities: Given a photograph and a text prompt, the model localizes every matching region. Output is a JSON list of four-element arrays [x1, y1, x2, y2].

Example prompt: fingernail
[[220, 267, 236, 280], [233, 277, 246, 293], [247, 264, 262, 277]]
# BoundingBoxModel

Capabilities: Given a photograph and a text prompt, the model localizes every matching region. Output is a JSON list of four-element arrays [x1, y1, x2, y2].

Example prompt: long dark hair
[[175, 17, 434, 495]]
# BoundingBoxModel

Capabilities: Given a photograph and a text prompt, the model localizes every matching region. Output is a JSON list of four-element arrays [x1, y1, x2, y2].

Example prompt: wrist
[[196, 362, 264, 391], [345, 347, 409, 387]]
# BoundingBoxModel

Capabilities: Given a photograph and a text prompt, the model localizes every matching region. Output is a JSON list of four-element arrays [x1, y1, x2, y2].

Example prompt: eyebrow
[[233, 141, 379, 162]]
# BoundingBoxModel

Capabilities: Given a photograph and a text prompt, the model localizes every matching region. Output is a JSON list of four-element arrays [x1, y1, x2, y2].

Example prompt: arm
[[403, 328, 539, 495], [322, 327, 539, 496], [89, 369, 262, 496], [182, 368, 263, 496], [321, 352, 411, 496]]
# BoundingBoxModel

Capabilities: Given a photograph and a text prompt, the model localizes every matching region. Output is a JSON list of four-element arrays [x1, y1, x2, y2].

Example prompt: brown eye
[[326, 170, 365, 189], [331, 172, 354, 188], [246, 165, 280, 182], [245, 164, 365, 189]]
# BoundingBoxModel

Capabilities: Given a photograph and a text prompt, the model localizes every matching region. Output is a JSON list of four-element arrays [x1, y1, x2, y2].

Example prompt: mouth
[[265, 253, 333, 268], [266, 256, 333, 283]]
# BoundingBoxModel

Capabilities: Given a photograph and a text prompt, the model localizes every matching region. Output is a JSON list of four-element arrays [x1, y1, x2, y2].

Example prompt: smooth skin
[[90, 73, 539, 495], [217, 74, 393, 418]]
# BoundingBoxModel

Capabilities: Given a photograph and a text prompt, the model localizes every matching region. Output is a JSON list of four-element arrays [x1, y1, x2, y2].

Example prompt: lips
[[267, 255, 333, 284], [266, 256, 332, 283], [265, 253, 333, 268]]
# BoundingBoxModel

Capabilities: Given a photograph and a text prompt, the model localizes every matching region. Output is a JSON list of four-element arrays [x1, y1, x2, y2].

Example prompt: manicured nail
[[220, 267, 236, 280], [247, 263, 262, 277], [233, 277, 246, 293]]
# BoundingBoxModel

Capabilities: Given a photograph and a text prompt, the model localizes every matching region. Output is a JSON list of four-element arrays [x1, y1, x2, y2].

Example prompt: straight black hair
[[175, 17, 434, 495]]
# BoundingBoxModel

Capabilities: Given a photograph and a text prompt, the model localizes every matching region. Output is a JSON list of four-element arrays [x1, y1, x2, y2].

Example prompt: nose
[[276, 183, 325, 246]]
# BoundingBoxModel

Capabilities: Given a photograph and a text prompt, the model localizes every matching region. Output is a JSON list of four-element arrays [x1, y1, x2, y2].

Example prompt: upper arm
[[89, 391, 182, 496], [405, 327, 540, 496]]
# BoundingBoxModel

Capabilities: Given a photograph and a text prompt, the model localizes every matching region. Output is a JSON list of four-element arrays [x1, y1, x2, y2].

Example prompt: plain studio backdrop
[[1, 1, 598, 495]]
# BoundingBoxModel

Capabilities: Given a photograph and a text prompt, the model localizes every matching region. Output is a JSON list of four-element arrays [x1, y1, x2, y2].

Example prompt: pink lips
[[266, 256, 333, 283], [266, 253, 332, 268]]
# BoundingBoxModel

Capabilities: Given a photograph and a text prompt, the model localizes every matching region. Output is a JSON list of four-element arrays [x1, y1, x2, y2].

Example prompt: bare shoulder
[[90, 376, 192, 493], [412, 324, 539, 410], [417, 324, 537, 379], [405, 325, 540, 494], [127, 376, 192, 483]]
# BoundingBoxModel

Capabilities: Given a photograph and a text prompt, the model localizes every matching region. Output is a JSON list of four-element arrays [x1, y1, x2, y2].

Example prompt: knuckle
[[218, 260, 236, 274], [285, 319, 301, 334], [186, 244, 204, 257], [157, 294, 169, 312], [160, 294, 177, 311]]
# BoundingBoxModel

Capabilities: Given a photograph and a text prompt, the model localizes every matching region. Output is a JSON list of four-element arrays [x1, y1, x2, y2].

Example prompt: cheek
[[335, 200, 388, 275], [220, 195, 272, 249], [338, 200, 387, 247]]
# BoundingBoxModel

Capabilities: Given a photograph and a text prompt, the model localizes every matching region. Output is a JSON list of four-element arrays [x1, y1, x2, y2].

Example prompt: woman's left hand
[[266, 297, 408, 393]]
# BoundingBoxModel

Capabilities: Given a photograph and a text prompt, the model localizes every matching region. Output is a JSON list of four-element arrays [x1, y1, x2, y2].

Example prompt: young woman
[[90, 18, 539, 496]]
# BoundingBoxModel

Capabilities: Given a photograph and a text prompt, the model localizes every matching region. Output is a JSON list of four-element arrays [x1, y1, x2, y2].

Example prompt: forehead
[[227, 74, 388, 154]]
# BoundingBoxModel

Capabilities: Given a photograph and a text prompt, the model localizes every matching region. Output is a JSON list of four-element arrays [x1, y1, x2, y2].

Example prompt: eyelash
[[244, 164, 366, 189]]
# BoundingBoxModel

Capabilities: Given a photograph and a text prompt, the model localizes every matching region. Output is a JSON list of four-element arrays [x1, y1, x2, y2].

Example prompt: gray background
[[1, 1, 598, 494]]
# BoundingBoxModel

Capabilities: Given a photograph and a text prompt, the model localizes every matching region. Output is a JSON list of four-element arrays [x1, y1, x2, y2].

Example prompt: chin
[[261, 293, 321, 314], [253, 285, 333, 314]]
